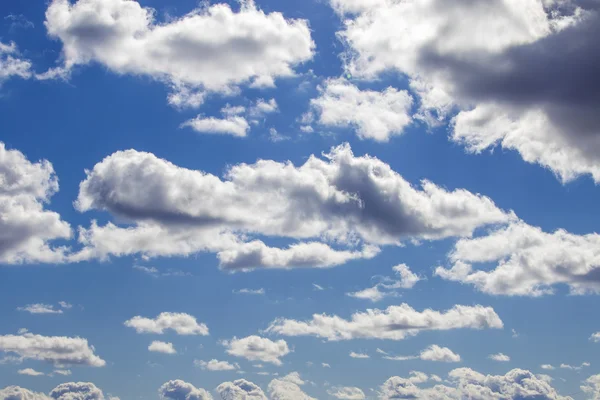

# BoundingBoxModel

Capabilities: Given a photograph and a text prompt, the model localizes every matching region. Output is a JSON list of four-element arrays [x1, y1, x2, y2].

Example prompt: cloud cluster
[[327, 387, 365, 400], [0, 333, 105, 367], [216, 379, 267, 400], [267, 373, 315, 400], [0, 382, 112, 400], [44, 0, 314, 107], [124, 312, 209, 335], [332, 0, 600, 183], [222, 336, 290, 366], [158, 380, 212, 400], [347, 263, 421, 302], [266, 303, 502, 341], [0, 142, 72, 265], [582, 374, 600, 400]]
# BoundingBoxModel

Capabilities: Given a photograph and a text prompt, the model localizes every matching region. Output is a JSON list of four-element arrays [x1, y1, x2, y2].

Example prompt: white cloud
[[18, 368, 45, 376], [489, 353, 511, 362], [124, 312, 209, 335], [328, 386, 365, 400], [159, 380, 212, 400], [148, 341, 176, 354], [0, 386, 50, 399], [266, 303, 503, 341], [512, 329, 519, 338], [53, 369, 71, 376], [268, 373, 316, 400], [233, 288, 265, 295], [347, 263, 421, 302], [322, 363, 331, 368], [17, 304, 63, 314], [379, 367, 573, 400], [312, 284, 324, 291], [195, 359, 239, 371], [50, 382, 106, 400], [216, 379, 267, 400], [249, 99, 279, 119], [73, 143, 512, 266], [223, 336, 290, 366], [560, 362, 590, 371], [591, 332, 600, 343], [0, 142, 72, 265], [310, 78, 413, 141], [435, 221, 600, 296], [384, 345, 460, 363], [541, 364, 555, 370], [349, 352, 369, 359], [182, 115, 250, 137], [0, 42, 32, 84], [44, 0, 314, 106], [0, 333, 105, 367], [58, 301, 72, 309], [581, 374, 600, 400]]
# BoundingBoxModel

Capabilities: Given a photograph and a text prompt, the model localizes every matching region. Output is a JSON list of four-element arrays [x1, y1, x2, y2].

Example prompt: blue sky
[[1, 0, 600, 399]]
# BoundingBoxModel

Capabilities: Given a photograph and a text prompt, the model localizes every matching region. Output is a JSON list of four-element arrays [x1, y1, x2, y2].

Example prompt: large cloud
[[267, 373, 316, 400], [379, 368, 573, 399], [72, 143, 512, 268], [0, 142, 72, 265], [158, 380, 212, 400], [266, 303, 502, 341], [43, 0, 314, 107], [582, 374, 600, 400], [0, 42, 32, 84], [333, 0, 600, 183], [216, 379, 267, 400], [222, 336, 290, 366], [0, 382, 110, 400], [435, 221, 600, 296], [124, 312, 209, 335], [0, 386, 51, 400], [0, 333, 105, 367]]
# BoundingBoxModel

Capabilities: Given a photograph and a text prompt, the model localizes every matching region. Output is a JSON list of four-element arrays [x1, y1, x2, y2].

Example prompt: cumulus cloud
[[581, 374, 600, 400], [489, 353, 511, 362], [347, 263, 421, 302], [18, 368, 45, 376], [17, 304, 63, 314], [332, 0, 600, 183], [159, 380, 212, 400], [0, 386, 51, 399], [72, 143, 512, 267], [379, 368, 573, 400], [194, 359, 239, 371], [216, 379, 267, 400], [0, 42, 32, 84], [267, 373, 315, 400], [309, 78, 413, 141], [266, 303, 502, 341], [0, 333, 105, 367], [591, 332, 600, 343], [148, 341, 177, 354], [43, 0, 314, 107], [0, 142, 72, 265], [384, 345, 461, 363], [435, 221, 600, 296], [50, 382, 105, 400], [124, 312, 209, 335], [222, 336, 290, 366], [328, 386, 365, 400], [181, 116, 250, 137]]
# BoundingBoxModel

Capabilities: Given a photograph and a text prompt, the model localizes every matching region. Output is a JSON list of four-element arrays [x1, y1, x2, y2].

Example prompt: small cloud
[[489, 353, 510, 362], [53, 369, 72, 376], [312, 284, 325, 291], [233, 288, 265, 295], [148, 341, 177, 354], [17, 304, 63, 314], [541, 364, 555, 370], [349, 352, 370, 359], [18, 368, 44, 376], [195, 359, 239, 371], [322, 363, 331, 368], [512, 329, 519, 338], [59, 301, 73, 309]]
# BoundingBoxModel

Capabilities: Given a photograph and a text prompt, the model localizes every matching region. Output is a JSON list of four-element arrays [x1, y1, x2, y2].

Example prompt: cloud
[[309, 78, 413, 141], [72, 143, 512, 266], [312, 284, 324, 291], [43, 0, 314, 107], [435, 221, 600, 296], [17, 304, 63, 314], [384, 345, 461, 363], [581, 374, 600, 400], [332, 0, 600, 183], [181, 116, 250, 137], [148, 341, 176, 354], [0, 386, 50, 399], [0, 42, 32, 84], [124, 312, 209, 335], [541, 364, 555, 370], [322, 363, 331, 368], [349, 352, 369, 359], [0, 333, 105, 367], [216, 379, 267, 400], [266, 303, 502, 341], [591, 332, 600, 342], [0, 142, 72, 265], [328, 386, 365, 400], [560, 362, 590, 371], [195, 359, 239, 371], [489, 353, 511, 362], [4, 14, 35, 32], [18, 368, 45, 376], [53, 369, 72, 376], [58, 302, 72, 309], [347, 263, 421, 302], [267, 373, 316, 400], [159, 380, 213, 400], [222, 336, 290, 366], [233, 288, 265, 295], [49, 382, 105, 400], [379, 367, 573, 400]]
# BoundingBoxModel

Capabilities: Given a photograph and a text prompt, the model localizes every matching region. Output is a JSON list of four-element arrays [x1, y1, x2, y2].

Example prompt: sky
[[1, 0, 600, 399]]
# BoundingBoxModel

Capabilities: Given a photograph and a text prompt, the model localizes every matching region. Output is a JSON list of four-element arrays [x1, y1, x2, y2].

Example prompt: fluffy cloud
[[309, 78, 413, 141], [266, 303, 502, 341], [0, 333, 105, 367], [73, 143, 512, 267], [379, 368, 573, 400], [332, 0, 600, 182], [216, 379, 267, 400], [435, 221, 600, 296], [181, 116, 250, 137], [267, 373, 315, 400], [194, 359, 239, 371], [541, 364, 555, 370], [17, 304, 63, 314], [581, 374, 600, 400], [591, 332, 600, 343], [148, 341, 176, 354], [347, 263, 421, 302], [0, 386, 51, 399], [328, 387, 365, 400], [44, 0, 314, 106], [0, 42, 32, 84], [222, 336, 290, 366], [159, 380, 212, 400], [384, 345, 460, 363], [124, 312, 209, 335], [18, 368, 45, 376], [49, 382, 105, 400], [349, 352, 369, 359], [0, 142, 72, 265], [489, 353, 511, 362]]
